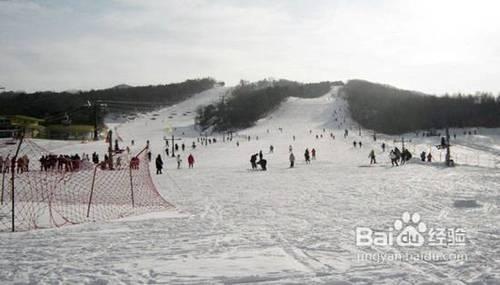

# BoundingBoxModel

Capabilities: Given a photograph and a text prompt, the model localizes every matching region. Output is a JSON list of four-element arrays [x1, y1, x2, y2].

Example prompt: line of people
[[0, 154, 30, 174], [155, 153, 195, 174]]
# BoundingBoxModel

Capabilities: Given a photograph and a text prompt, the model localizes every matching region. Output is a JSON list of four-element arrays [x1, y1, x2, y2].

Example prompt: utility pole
[[170, 134, 182, 158], [93, 101, 99, 141], [445, 127, 452, 166], [11, 128, 24, 232], [107, 130, 114, 170]]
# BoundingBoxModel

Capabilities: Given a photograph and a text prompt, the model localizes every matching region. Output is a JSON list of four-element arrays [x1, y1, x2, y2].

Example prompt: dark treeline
[[0, 78, 218, 125], [196, 79, 342, 131], [344, 79, 500, 134]]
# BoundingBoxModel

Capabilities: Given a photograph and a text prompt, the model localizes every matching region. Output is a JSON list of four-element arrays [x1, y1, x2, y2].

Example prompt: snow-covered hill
[[1, 86, 499, 284]]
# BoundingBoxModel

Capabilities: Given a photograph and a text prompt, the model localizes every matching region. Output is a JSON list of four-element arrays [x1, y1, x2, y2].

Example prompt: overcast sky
[[1, 0, 499, 94]]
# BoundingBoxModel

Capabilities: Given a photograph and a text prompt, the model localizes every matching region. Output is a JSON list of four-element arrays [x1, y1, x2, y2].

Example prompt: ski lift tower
[[394, 137, 406, 150]]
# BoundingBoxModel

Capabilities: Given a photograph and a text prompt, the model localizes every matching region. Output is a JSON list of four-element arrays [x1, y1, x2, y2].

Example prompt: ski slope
[[1, 86, 499, 284]]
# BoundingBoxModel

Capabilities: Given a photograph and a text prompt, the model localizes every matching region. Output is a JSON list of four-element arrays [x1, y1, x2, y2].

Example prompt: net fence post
[[10, 131, 24, 232], [0, 170, 5, 205], [86, 166, 98, 218], [129, 160, 135, 208]]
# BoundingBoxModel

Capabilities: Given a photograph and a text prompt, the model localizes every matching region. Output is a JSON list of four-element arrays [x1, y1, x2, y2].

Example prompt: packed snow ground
[[0, 87, 499, 284]]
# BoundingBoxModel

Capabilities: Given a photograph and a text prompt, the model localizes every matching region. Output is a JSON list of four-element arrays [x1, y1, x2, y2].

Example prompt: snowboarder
[[289, 152, 295, 168], [188, 154, 195, 168], [311, 148, 316, 160], [155, 154, 163, 174], [176, 154, 182, 169], [369, 150, 376, 164]]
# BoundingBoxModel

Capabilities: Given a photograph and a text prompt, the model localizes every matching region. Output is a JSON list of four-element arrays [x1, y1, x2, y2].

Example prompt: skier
[[420, 151, 426, 162], [250, 154, 258, 170], [155, 154, 163, 174], [188, 154, 195, 168], [269, 145, 274, 153], [176, 154, 182, 169], [359, 141, 362, 148], [289, 152, 295, 168], [147, 151, 152, 162], [369, 149, 376, 164], [259, 150, 263, 161], [353, 141, 357, 148], [289, 145, 293, 152], [175, 144, 179, 151], [311, 148, 316, 160], [402, 149, 412, 163], [427, 152, 433, 162], [182, 143, 185, 151], [394, 147, 402, 163], [304, 149, 311, 164], [293, 135, 296, 141], [390, 150, 399, 166], [236, 141, 240, 147], [192, 142, 196, 149], [381, 143, 386, 152], [116, 156, 122, 170]]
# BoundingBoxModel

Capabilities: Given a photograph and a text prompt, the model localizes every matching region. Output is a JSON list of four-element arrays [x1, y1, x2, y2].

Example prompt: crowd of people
[[39, 154, 82, 172], [0, 154, 30, 174]]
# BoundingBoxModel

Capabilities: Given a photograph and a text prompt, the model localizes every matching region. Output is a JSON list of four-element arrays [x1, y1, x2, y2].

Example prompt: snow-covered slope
[[1, 86, 499, 284]]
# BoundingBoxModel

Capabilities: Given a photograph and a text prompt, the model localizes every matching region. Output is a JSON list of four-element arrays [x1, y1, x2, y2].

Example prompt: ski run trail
[[1, 86, 499, 284]]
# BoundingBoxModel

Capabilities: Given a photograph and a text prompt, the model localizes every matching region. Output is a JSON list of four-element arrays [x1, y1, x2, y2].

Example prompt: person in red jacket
[[188, 154, 195, 168]]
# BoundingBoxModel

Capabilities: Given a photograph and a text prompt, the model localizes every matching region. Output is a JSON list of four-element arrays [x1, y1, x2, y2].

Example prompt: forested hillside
[[196, 79, 342, 131], [0, 78, 217, 125], [343, 80, 500, 134]]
